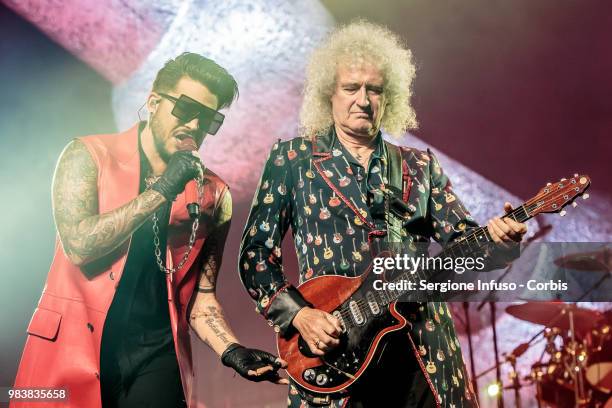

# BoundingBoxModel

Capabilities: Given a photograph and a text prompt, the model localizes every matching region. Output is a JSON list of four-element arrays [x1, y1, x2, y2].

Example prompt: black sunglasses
[[158, 93, 225, 135]]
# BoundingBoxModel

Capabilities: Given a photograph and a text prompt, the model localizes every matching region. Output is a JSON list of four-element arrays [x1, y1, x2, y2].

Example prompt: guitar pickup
[[349, 300, 365, 325], [332, 310, 347, 333], [366, 292, 381, 315]]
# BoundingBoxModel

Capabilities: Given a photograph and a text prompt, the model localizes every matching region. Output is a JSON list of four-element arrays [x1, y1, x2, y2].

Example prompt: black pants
[[348, 333, 435, 408], [100, 350, 186, 408]]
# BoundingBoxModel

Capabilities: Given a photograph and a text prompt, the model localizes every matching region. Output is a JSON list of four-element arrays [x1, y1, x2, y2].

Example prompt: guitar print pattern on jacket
[[239, 129, 479, 408]]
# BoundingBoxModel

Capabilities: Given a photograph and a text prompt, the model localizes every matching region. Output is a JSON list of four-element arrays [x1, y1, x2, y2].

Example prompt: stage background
[[1, 1, 611, 407]]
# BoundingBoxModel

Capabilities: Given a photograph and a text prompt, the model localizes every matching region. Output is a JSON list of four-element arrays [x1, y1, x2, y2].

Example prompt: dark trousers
[[348, 333, 435, 408], [100, 350, 186, 408]]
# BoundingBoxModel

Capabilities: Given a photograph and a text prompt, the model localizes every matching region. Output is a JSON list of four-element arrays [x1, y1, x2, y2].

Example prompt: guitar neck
[[440, 203, 533, 259], [383, 202, 536, 303], [328, 175, 589, 333]]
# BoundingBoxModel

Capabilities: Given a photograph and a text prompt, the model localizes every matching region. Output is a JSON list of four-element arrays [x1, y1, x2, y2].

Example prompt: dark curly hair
[[153, 52, 239, 109]]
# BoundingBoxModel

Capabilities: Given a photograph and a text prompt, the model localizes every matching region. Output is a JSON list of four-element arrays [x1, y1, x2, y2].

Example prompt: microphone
[[176, 137, 201, 219]]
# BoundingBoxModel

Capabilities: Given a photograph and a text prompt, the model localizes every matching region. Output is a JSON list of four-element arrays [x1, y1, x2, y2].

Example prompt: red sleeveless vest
[[12, 124, 228, 407]]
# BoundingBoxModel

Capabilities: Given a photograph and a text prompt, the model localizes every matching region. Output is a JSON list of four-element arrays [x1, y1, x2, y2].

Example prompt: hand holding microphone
[[151, 138, 203, 218]]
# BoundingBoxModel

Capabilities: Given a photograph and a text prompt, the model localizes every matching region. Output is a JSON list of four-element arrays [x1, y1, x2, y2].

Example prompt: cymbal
[[555, 248, 612, 272], [506, 302, 603, 333]]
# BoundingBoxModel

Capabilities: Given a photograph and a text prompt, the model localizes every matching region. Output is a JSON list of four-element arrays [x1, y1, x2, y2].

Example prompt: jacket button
[[274, 325, 281, 333], [87, 323, 94, 332]]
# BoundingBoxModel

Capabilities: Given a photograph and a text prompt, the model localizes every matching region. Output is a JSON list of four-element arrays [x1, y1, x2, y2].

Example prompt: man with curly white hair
[[240, 21, 526, 407]]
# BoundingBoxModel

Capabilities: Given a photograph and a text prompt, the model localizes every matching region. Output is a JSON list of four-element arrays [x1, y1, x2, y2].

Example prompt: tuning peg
[[561, 178, 567, 181], [574, 173, 578, 177], [560, 210, 567, 217], [546, 182, 552, 186], [571, 202, 578, 208], [582, 193, 589, 200]]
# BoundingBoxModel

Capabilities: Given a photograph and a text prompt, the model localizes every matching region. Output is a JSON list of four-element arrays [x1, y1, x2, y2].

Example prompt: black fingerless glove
[[221, 343, 283, 383], [151, 151, 202, 201]]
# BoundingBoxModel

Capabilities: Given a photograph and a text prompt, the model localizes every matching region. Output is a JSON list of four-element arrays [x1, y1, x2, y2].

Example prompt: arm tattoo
[[191, 305, 233, 345], [196, 188, 232, 292], [196, 236, 220, 292], [52, 140, 166, 266], [189, 188, 236, 349]]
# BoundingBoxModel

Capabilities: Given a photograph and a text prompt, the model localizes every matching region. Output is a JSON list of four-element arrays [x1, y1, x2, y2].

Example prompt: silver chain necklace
[[146, 175, 203, 275]]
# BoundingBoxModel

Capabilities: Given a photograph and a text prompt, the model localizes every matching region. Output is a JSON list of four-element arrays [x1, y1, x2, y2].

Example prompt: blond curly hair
[[299, 20, 418, 138]]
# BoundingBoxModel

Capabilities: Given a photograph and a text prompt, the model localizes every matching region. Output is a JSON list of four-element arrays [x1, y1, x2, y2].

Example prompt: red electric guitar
[[277, 175, 591, 395]]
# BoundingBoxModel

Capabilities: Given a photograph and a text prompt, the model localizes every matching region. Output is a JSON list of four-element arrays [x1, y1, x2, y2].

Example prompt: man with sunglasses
[[12, 52, 286, 408]]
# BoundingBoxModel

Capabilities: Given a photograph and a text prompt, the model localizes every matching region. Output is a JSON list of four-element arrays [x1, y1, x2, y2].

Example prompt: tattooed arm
[[52, 139, 167, 266], [53, 140, 166, 266], [54, 138, 200, 266], [189, 189, 289, 384], [188, 188, 240, 355], [189, 189, 288, 383]]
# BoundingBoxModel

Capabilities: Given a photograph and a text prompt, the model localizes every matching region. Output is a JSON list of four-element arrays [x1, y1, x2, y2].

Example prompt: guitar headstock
[[526, 174, 591, 217]]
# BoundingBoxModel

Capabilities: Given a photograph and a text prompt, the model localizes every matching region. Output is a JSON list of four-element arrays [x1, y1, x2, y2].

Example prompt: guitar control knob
[[316, 373, 328, 385], [303, 369, 316, 382]]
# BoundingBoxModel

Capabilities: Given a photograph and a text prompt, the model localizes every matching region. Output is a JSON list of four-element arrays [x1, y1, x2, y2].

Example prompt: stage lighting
[[487, 382, 501, 397]]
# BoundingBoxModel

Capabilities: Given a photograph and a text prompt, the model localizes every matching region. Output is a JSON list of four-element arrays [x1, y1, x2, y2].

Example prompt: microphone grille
[[177, 137, 197, 151]]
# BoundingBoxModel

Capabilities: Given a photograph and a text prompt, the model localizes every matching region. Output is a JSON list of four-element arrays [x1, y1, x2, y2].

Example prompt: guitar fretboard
[[380, 203, 535, 304]]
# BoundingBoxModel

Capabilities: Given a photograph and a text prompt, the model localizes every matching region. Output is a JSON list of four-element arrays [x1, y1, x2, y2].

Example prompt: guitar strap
[[385, 142, 403, 193], [384, 142, 411, 243]]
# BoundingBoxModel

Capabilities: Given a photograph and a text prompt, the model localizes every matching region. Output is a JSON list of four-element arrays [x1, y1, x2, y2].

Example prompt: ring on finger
[[314, 338, 321, 348]]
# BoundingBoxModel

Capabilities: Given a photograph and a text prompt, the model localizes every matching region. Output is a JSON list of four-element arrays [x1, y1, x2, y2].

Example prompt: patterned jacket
[[239, 130, 479, 408]]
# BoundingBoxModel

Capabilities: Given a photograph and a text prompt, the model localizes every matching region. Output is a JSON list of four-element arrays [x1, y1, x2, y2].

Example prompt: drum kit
[[497, 248, 611, 408], [506, 302, 610, 408]]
